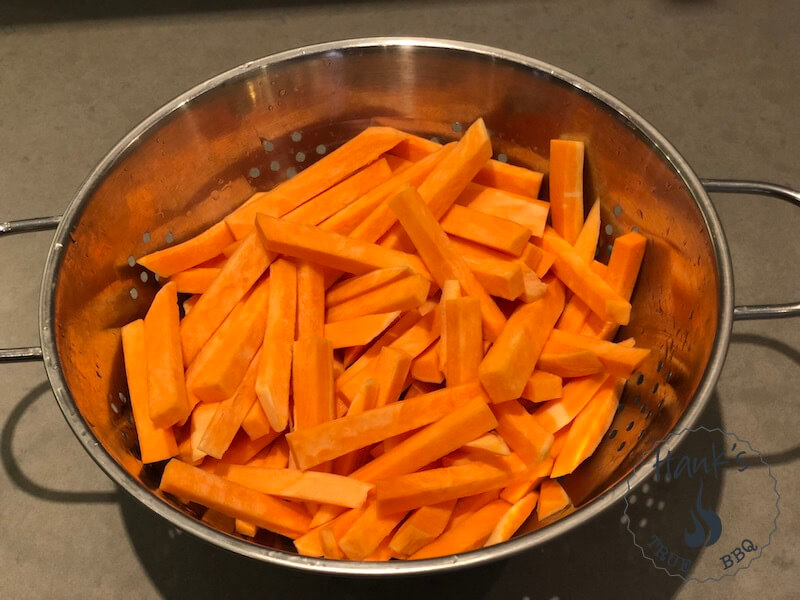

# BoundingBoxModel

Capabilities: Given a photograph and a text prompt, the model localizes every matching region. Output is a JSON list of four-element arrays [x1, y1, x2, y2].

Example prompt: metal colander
[[2, 38, 799, 575]]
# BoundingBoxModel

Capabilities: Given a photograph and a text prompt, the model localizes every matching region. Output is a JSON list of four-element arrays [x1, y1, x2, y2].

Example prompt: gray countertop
[[1, 1, 798, 598]]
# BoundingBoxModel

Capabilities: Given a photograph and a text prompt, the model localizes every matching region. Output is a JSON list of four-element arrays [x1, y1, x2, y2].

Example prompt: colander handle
[[0, 216, 62, 363], [702, 179, 800, 321]]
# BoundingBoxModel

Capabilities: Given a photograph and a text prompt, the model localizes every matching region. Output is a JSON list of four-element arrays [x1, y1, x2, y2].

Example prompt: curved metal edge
[[37, 37, 735, 576], [702, 179, 800, 320], [0, 347, 44, 363]]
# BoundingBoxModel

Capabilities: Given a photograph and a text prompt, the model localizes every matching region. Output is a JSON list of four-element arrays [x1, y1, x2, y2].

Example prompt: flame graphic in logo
[[683, 479, 723, 548]]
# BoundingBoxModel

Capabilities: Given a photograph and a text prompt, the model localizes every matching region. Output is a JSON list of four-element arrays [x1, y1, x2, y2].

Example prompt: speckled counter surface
[[1, 2, 798, 598]]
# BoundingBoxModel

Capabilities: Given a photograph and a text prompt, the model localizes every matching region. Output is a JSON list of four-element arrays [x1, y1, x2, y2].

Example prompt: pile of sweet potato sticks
[[122, 118, 648, 560]]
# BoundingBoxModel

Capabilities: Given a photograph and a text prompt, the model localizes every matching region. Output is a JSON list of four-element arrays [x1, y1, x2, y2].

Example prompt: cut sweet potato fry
[[410, 342, 444, 384], [202, 509, 236, 533], [188, 276, 270, 403], [500, 457, 553, 504], [549, 139, 585, 244], [340, 303, 428, 369], [463, 432, 511, 456], [326, 266, 411, 307], [296, 261, 326, 339], [534, 372, 609, 433], [144, 282, 189, 427], [523, 243, 555, 279], [180, 232, 273, 365], [295, 505, 365, 557], [326, 274, 430, 323], [410, 499, 511, 559], [537, 479, 571, 521], [160, 459, 310, 538], [546, 330, 650, 377], [387, 184, 506, 340], [462, 256, 525, 301], [542, 228, 631, 325], [198, 352, 261, 459], [521, 371, 563, 403], [440, 204, 531, 256], [573, 199, 601, 262], [324, 311, 401, 349], [438, 279, 461, 371], [339, 501, 408, 560], [319, 527, 345, 559], [351, 398, 497, 483], [177, 403, 218, 464], [374, 347, 413, 407], [551, 376, 623, 477], [286, 381, 486, 470], [405, 381, 439, 399], [225, 127, 407, 238], [138, 221, 234, 278], [549, 425, 570, 459], [218, 430, 280, 465], [169, 267, 221, 294], [121, 320, 177, 463], [389, 499, 457, 557], [283, 157, 394, 226], [241, 401, 273, 441], [442, 296, 483, 386], [519, 264, 548, 303], [479, 278, 565, 403], [221, 239, 243, 258], [255, 213, 429, 278], [247, 436, 289, 469], [218, 465, 372, 508], [537, 348, 605, 378], [332, 378, 380, 473], [484, 491, 538, 546], [493, 399, 554, 468], [256, 258, 297, 432], [235, 519, 257, 537], [375, 456, 527, 514], [456, 183, 549, 238], [445, 490, 500, 532], [292, 337, 335, 431]]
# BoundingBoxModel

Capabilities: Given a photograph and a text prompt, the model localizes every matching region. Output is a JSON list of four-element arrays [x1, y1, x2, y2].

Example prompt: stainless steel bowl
[[2, 38, 799, 575]]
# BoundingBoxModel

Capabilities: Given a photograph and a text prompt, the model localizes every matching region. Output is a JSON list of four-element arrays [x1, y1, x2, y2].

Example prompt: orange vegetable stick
[[286, 381, 486, 470], [375, 119, 492, 249], [319, 526, 345, 559], [169, 267, 221, 294], [295, 505, 365, 557], [437, 279, 461, 370], [255, 258, 297, 432], [456, 183, 550, 238], [521, 371, 563, 403], [247, 436, 289, 469], [479, 278, 565, 403], [218, 465, 372, 508], [546, 330, 649, 377], [144, 282, 189, 427], [325, 275, 430, 323], [351, 398, 497, 483], [216, 429, 280, 465], [160, 459, 310, 538], [373, 347, 413, 407], [555, 261, 606, 333], [387, 185, 506, 340], [202, 509, 236, 533], [282, 157, 394, 226], [225, 127, 407, 238], [410, 342, 444, 384], [484, 491, 538, 546], [442, 296, 483, 386], [376, 457, 527, 514], [180, 232, 272, 365], [326, 266, 411, 307], [188, 276, 270, 403], [549, 424, 571, 459], [493, 399, 554, 469], [519, 264, 548, 303], [462, 255, 525, 301], [445, 490, 501, 532], [198, 352, 261, 459], [463, 432, 511, 456], [440, 204, 531, 256], [389, 499, 457, 557], [522, 243, 555, 278], [536, 348, 605, 378], [121, 320, 177, 463], [573, 199, 601, 262], [537, 479, 571, 521], [138, 221, 234, 278], [410, 499, 511, 559], [296, 260, 325, 339], [338, 501, 408, 560], [292, 337, 335, 430], [319, 146, 453, 236], [534, 372, 610, 433], [549, 139, 585, 244], [341, 303, 426, 367], [541, 228, 631, 325], [324, 311, 401, 349], [235, 519, 257, 537], [177, 403, 218, 464], [582, 232, 646, 339], [241, 401, 273, 441], [182, 294, 200, 315], [500, 456, 553, 504], [551, 376, 623, 477], [221, 239, 243, 258], [255, 213, 429, 278]]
